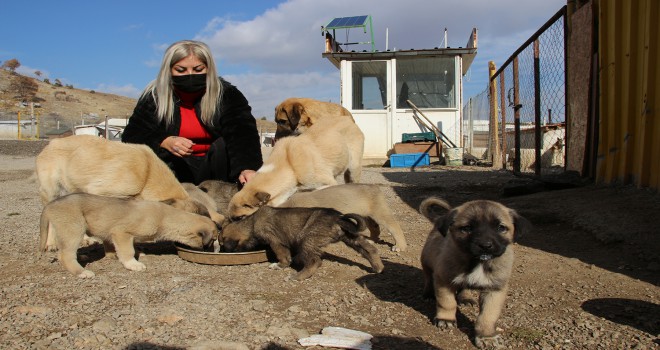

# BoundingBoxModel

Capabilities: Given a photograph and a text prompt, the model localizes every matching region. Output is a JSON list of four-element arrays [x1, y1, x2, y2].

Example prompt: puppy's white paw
[[474, 334, 504, 349], [433, 318, 456, 329], [78, 270, 95, 278], [45, 244, 58, 252], [268, 262, 283, 270], [123, 259, 146, 271]]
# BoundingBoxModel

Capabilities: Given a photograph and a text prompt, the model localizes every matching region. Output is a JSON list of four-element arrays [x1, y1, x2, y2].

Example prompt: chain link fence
[[464, 6, 567, 175]]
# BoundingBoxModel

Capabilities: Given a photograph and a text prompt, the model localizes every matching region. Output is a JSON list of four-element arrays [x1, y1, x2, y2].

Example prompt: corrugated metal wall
[[596, 0, 660, 190]]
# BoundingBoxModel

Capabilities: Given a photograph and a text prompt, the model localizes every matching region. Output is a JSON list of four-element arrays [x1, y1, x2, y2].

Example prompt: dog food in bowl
[[174, 243, 268, 265]]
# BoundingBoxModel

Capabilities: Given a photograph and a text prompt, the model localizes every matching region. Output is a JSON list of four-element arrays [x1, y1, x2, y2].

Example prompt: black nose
[[478, 241, 494, 250]]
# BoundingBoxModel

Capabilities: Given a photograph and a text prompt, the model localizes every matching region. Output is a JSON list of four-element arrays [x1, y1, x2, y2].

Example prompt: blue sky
[[1, 0, 566, 119]]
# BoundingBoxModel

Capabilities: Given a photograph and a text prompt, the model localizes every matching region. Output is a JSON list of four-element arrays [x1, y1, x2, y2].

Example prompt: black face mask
[[172, 74, 207, 93]]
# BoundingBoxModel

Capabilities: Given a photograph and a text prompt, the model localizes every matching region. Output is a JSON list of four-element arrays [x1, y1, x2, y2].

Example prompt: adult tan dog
[[279, 184, 407, 252], [220, 206, 383, 280], [274, 97, 354, 139], [40, 193, 217, 278], [419, 197, 530, 348], [227, 117, 364, 219], [35, 135, 211, 250]]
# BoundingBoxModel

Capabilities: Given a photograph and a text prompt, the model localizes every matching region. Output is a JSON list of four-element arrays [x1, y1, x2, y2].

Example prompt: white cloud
[[195, 0, 565, 114]]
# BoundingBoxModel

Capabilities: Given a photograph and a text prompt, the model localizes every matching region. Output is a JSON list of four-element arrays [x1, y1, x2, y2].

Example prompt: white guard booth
[[322, 15, 477, 162]]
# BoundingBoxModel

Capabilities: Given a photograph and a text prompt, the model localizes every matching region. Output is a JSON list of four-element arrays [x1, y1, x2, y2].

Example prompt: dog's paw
[[45, 244, 58, 252], [268, 262, 283, 270], [474, 334, 504, 349], [77, 270, 95, 278], [433, 318, 457, 329], [123, 259, 146, 271]]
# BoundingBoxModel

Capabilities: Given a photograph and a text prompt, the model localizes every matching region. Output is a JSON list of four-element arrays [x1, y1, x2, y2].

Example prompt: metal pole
[[513, 57, 521, 174], [534, 39, 542, 176], [499, 73, 508, 169]]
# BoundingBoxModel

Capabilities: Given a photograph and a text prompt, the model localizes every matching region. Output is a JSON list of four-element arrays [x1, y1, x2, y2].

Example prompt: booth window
[[352, 61, 387, 110], [396, 56, 455, 109]]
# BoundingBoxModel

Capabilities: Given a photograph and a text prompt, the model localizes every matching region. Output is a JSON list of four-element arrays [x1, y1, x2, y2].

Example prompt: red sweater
[[177, 90, 211, 156]]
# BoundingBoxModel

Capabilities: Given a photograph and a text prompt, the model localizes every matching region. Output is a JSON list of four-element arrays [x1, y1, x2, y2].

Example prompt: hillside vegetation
[[0, 69, 275, 136]]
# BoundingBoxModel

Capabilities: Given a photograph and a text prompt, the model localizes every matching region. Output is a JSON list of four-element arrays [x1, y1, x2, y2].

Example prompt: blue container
[[402, 132, 436, 143], [389, 153, 430, 168]]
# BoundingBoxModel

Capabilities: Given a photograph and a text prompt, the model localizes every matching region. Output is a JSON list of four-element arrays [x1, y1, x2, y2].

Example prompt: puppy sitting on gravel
[[220, 206, 384, 280], [40, 193, 217, 278], [278, 183, 407, 252], [419, 197, 530, 348]]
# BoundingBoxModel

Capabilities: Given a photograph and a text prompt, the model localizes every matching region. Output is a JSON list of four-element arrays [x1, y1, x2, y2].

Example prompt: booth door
[[345, 60, 392, 159]]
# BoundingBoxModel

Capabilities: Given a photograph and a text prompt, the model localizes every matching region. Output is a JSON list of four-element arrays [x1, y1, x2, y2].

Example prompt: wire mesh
[[464, 7, 566, 174]]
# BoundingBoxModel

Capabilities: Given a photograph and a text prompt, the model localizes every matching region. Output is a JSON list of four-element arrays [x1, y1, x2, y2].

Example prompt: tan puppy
[[181, 182, 226, 223], [40, 193, 217, 278], [35, 135, 207, 250], [220, 206, 384, 280], [274, 97, 354, 139], [228, 117, 364, 219], [279, 184, 407, 252], [419, 197, 530, 348]]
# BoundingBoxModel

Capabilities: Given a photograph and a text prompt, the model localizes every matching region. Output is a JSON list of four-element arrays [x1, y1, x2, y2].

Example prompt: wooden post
[[488, 61, 502, 168], [499, 72, 508, 169]]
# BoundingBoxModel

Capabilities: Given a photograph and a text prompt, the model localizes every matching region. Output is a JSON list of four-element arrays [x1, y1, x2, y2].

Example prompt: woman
[[122, 40, 262, 185]]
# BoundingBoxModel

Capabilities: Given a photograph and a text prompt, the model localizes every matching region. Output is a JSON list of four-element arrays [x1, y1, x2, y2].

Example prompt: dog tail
[[419, 197, 452, 222], [338, 213, 367, 237], [38, 208, 50, 253]]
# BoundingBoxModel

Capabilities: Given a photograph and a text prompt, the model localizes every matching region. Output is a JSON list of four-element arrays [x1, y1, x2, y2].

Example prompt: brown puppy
[[220, 206, 384, 280], [274, 97, 354, 139], [278, 184, 407, 252], [197, 180, 240, 216], [227, 117, 364, 219], [35, 135, 207, 250], [419, 197, 530, 348], [40, 193, 217, 278]]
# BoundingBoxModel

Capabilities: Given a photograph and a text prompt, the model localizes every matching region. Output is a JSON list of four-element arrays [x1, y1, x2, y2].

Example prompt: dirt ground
[[0, 140, 658, 350]]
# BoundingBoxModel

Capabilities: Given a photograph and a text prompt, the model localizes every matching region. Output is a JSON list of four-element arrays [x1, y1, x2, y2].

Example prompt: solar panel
[[326, 15, 369, 29]]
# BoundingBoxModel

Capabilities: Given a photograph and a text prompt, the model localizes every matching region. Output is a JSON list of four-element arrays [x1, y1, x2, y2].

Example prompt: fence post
[[499, 73, 508, 169], [513, 57, 521, 174], [488, 61, 502, 168], [534, 39, 542, 176]]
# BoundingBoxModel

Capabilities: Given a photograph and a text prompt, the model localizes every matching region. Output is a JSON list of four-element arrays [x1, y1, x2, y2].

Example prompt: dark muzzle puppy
[[220, 206, 384, 280], [419, 197, 531, 349]]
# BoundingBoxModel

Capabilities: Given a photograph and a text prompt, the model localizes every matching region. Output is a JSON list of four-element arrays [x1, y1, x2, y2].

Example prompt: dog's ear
[[287, 102, 304, 129], [254, 192, 271, 206], [511, 210, 532, 240], [437, 209, 458, 237]]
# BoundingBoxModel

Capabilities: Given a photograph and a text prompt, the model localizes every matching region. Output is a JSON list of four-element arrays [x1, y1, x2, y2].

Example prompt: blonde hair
[[142, 40, 222, 127]]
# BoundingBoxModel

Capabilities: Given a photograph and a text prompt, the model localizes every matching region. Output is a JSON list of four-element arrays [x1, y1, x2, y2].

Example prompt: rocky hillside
[[0, 69, 136, 125], [0, 69, 275, 135]]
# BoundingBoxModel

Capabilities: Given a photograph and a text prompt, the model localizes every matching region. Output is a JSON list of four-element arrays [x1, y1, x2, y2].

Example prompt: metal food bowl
[[174, 243, 269, 265]]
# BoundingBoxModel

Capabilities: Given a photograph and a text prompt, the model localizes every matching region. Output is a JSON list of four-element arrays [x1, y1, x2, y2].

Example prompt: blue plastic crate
[[389, 152, 430, 168]]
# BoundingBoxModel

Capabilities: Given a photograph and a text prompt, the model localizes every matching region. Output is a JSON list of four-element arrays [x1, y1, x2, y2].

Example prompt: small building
[[73, 118, 128, 140], [322, 15, 477, 161]]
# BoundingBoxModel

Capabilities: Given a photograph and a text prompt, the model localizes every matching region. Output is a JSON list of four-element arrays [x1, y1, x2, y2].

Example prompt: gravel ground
[[0, 139, 658, 350]]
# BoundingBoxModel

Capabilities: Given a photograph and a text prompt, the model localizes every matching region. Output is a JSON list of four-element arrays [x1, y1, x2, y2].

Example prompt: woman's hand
[[161, 136, 194, 157], [238, 169, 257, 185]]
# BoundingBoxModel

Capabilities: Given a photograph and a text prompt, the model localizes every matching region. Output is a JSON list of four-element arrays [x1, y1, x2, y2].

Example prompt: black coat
[[122, 78, 263, 181]]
